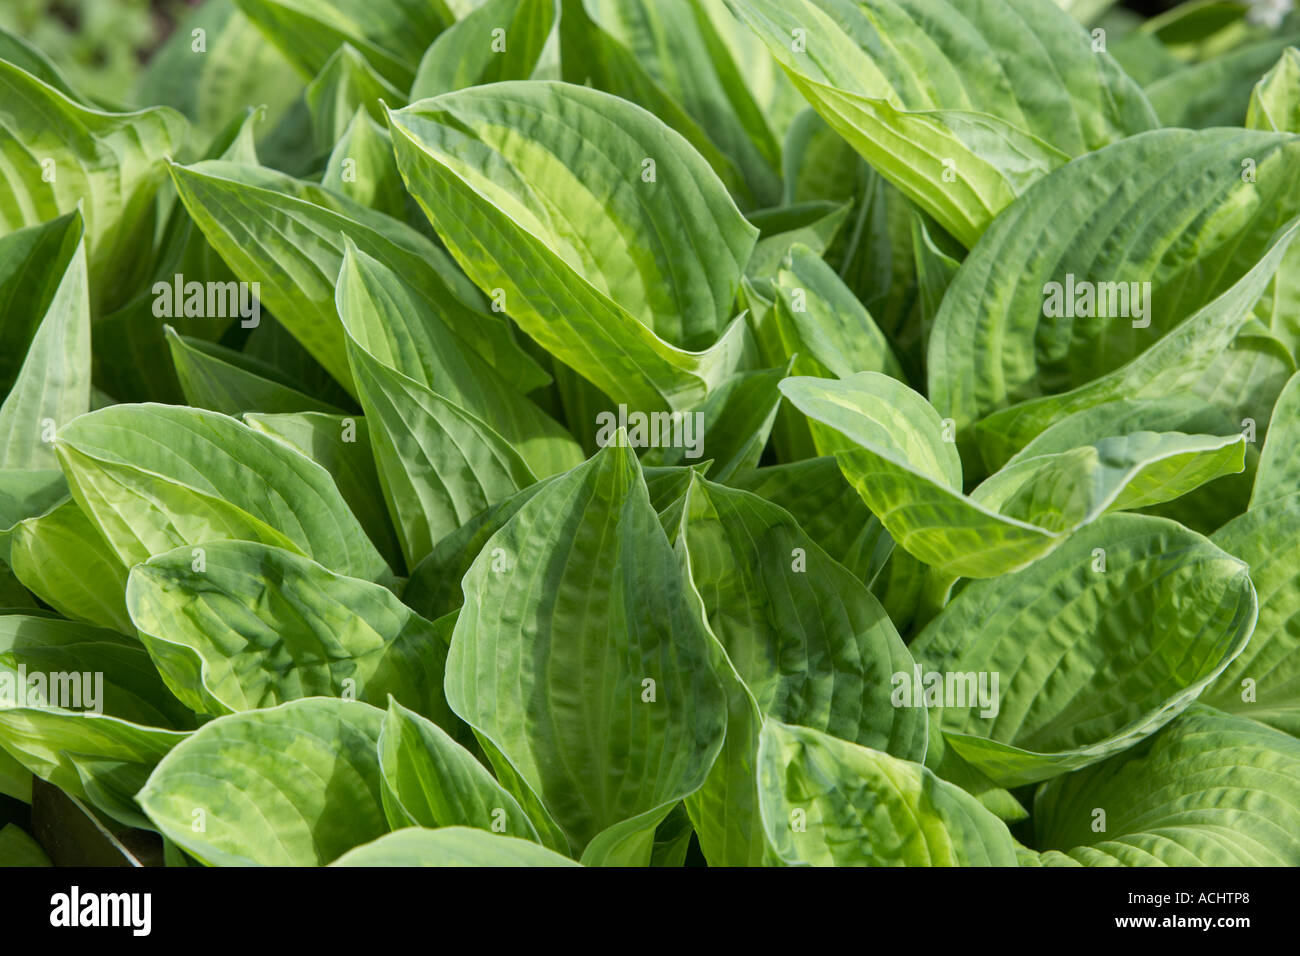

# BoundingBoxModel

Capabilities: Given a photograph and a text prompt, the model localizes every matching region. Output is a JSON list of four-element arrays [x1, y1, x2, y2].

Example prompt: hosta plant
[[1, 0, 1299, 868]]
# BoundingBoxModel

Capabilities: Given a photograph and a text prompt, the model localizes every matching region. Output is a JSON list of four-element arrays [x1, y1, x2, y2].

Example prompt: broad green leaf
[[344, 332, 537, 569], [331, 826, 580, 866], [377, 698, 539, 840], [55, 403, 392, 583], [909, 211, 961, 354], [445, 443, 727, 861], [677, 477, 926, 865], [929, 129, 1300, 440], [0, 615, 193, 828], [0, 824, 51, 867], [778, 375, 1245, 579], [0, 217, 89, 471], [336, 242, 582, 480], [578, 0, 783, 208], [0, 26, 85, 102], [1247, 46, 1300, 132], [1251, 370, 1300, 508], [1147, 31, 1300, 128], [969, 431, 1247, 532], [639, 363, 788, 482], [558, 0, 771, 209], [166, 327, 347, 417], [723, 0, 1156, 246], [305, 44, 407, 150], [756, 721, 1017, 866], [126, 542, 450, 720], [0, 470, 67, 562], [411, 0, 556, 98], [0, 60, 187, 311], [779, 108, 861, 206], [727, 457, 893, 587], [0, 747, 32, 803], [137, 0, 303, 146], [0, 214, 85, 396], [771, 243, 903, 381], [972, 216, 1300, 469], [168, 159, 548, 396], [1034, 705, 1300, 865], [9, 501, 131, 633], [1201, 494, 1300, 734], [233, 0, 454, 88], [745, 201, 851, 280], [138, 698, 387, 866], [243, 411, 404, 571], [388, 81, 759, 412], [401, 478, 557, 622], [321, 110, 408, 220], [909, 515, 1256, 787]]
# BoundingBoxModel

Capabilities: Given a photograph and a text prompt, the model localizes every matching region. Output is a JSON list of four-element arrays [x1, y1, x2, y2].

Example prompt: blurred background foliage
[[0, 0, 200, 104], [1, 0, 1291, 111]]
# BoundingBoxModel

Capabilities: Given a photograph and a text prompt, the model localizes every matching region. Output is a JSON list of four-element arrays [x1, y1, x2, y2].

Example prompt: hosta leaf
[[411, 0, 556, 98], [137, 0, 303, 145], [0, 214, 84, 395], [724, 0, 1156, 246], [1201, 493, 1300, 733], [929, 129, 1300, 438], [640, 363, 787, 482], [445, 442, 727, 862], [969, 431, 1247, 531], [344, 331, 537, 569], [781, 374, 1244, 579], [138, 698, 387, 866], [0, 61, 186, 311], [55, 403, 392, 583], [126, 541, 451, 719], [909, 515, 1256, 787], [0, 26, 84, 102], [0, 615, 193, 828], [756, 721, 1017, 866], [577, 0, 783, 208], [388, 81, 759, 412], [677, 477, 926, 865], [1247, 46, 1300, 132], [0, 470, 67, 562], [305, 44, 407, 150], [1147, 31, 1300, 128], [0, 216, 89, 471], [168, 159, 547, 396], [233, 0, 454, 88], [771, 243, 903, 380], [377, 698, 539, 840], [335, 241, 580, 479], [243, 411, 403, 571], [1034, 705, 1300, 865], [727, 457, 893, 587], [165, 327, 347, 417], [331, 827, 580, 866], [0, 824, 50, 867], [9, 501, 131, 633], [973, 216, 1300, 469], [1251, 370, 1300, 508], [321, 110, 408, 220], [745, 201, 851, 280]]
